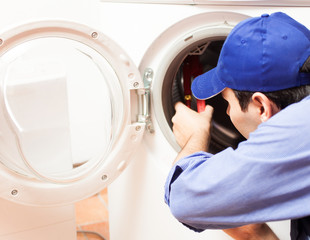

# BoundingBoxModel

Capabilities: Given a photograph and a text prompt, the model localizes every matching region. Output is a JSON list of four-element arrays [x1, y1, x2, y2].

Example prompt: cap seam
[[261, 16, 268, 90], [273, 16, 310, 41]]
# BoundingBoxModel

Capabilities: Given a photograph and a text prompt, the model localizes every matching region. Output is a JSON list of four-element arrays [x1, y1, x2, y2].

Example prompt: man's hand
[[223, 223, 279, 240], [172, 102, 213, 164], [172, 102, 213, 148]]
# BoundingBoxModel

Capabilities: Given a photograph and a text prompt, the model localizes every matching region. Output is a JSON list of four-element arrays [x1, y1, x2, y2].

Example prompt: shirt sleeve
[[164, 99, 310, 231]]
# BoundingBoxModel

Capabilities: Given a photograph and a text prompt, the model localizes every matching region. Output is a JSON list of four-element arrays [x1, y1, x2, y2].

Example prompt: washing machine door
[[0, 21, 145, 206]]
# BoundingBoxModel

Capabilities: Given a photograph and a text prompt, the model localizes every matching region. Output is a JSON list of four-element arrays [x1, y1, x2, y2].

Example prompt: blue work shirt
[[165, 95, 310, 232]]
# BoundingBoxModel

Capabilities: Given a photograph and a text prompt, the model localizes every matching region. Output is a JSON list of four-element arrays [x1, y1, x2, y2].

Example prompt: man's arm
[[224, 224, 279, 240], [170, 102, 279, 240], [171, 102, 213, 164]]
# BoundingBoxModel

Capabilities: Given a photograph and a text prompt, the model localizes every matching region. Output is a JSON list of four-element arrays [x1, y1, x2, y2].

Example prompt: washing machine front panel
[[0, 20, 145, 206], [139, 12, 250, 157], [97, 3, 310, 240]]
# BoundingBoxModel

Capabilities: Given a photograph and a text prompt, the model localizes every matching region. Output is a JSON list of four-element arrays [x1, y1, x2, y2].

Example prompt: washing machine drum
[[0, 21, 144, 206]]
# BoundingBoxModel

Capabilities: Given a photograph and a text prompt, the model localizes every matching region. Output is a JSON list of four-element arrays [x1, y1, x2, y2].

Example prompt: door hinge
[[137, 68, 154, 133]]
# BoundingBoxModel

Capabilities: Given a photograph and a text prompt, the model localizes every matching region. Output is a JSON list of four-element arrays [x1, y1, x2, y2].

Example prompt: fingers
[[172, 102, 192, 124], [174, 101, 214, 116], [202, 105, 214, 119], [174, 101, 186, 111], [204, 104, 214, 113]]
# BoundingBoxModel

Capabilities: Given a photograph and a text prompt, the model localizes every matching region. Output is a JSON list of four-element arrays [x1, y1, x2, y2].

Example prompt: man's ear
[[251, 92, 280, 122]]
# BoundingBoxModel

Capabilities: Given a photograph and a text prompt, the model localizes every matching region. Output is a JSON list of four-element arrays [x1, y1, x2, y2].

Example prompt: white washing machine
[[97, 1, 310, 240], [0, 1, 309, 240]]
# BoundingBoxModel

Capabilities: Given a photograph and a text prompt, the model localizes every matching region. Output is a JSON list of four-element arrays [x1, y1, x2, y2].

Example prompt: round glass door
[[0, 21, 144, 205], [1, 37, 123, 182]]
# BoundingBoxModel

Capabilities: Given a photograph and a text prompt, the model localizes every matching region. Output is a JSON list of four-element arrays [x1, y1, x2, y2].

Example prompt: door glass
[[0, 37, 124, 182]]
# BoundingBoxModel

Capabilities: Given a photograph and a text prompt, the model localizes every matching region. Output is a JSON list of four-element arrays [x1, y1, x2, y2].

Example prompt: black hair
[[233, 56, 310, 111]]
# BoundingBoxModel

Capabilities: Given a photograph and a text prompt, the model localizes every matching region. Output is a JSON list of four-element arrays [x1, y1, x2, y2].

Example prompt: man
[[165, 12, 310, 240]]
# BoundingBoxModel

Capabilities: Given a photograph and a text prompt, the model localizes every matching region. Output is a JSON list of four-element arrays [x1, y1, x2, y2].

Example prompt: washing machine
[[97, 1, 310, 240], [0, 1, 309, 240]]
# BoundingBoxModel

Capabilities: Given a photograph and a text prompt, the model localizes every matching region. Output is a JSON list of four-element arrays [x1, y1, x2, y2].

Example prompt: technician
[[165, 12, 310, 240]]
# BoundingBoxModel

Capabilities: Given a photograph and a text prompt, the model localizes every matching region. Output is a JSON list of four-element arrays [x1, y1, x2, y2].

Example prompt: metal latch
[[137, 68, 154, 133]]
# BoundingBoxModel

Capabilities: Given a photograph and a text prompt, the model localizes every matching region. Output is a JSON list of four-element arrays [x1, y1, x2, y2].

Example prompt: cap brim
[[191, 68, 226, 100]]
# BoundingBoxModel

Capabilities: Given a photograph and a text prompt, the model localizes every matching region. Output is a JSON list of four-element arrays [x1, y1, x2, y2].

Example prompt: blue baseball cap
[[191, 12, 310, 100]]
